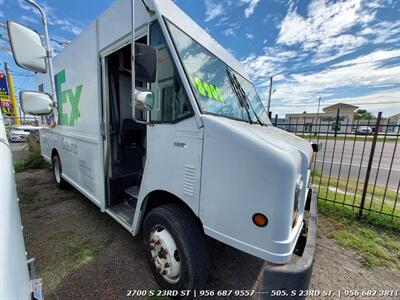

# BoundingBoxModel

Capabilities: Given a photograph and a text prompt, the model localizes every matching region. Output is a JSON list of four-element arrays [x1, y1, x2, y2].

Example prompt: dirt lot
[[17, 169, 400, 299]]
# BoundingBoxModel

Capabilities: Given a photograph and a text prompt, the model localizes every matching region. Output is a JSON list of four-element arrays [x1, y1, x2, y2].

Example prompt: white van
[[8, 0, 317, 295]]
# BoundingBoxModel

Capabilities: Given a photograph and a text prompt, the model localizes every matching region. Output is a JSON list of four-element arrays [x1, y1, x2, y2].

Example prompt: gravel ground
[[16, 169, 400, 299]]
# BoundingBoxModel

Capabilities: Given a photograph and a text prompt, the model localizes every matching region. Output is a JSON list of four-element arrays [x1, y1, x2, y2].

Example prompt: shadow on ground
[[17, 169, 264, 299]]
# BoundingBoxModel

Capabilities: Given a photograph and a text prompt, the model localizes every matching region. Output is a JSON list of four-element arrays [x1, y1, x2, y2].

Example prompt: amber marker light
[[252, 213, 268, 227]]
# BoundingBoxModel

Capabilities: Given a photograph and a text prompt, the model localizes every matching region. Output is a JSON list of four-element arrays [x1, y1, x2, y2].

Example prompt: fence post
[[359, 112, 382, 217]]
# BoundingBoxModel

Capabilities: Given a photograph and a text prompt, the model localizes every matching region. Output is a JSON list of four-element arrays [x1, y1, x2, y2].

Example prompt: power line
[[271, 101, 400, 107], [9, 72, 35, 77]]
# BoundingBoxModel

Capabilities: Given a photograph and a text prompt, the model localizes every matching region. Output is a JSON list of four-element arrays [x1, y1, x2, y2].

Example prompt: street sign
[[0, 70, 13, 115]]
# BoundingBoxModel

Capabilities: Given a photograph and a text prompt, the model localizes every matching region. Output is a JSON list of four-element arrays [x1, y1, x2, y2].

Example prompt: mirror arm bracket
[[25, 0, 58, 109]]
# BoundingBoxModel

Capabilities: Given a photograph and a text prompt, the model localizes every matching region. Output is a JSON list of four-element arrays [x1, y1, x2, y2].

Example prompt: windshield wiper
[[226, 68, 253, 123], [226, 68, 264, 126]]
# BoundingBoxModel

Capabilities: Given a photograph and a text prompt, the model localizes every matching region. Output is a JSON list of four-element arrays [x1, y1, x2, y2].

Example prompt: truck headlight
[[292, 176, 303, 227]]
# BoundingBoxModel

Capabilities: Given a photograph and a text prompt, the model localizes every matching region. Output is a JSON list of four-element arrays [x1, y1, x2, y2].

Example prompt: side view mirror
[[134, 88, 154, 111], [20, 91, 53, 115], [7, 21, 47, 73], [135, 43, 156, 83], [310, 142, 321, 153]]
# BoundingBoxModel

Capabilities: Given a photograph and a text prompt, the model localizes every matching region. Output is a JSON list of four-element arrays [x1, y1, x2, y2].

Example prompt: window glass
[[166, 20, 270, 125], [149, 22, 192, 122]]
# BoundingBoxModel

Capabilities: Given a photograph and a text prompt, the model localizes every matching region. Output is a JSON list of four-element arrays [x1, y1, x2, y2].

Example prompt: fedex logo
[[54, 69, 82, 126]]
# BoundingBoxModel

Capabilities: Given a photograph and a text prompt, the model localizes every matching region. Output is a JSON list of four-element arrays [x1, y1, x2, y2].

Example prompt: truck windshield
[[166, 20, 271, 125]]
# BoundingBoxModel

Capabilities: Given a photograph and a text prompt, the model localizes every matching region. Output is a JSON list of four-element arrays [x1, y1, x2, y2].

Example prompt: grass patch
[[319, 201, 400, 268], [318, 200, 400, 232], [312, 172, 399, 219], [41, 239, 99, 293], [68, 240, 98, 267], [14, 151, 49, 172], [329, 226, 400, 268]]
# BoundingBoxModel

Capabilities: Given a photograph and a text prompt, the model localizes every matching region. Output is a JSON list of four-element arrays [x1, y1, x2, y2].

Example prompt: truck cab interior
[[104, 21, 192, 226], [105, 36, 147, 224]]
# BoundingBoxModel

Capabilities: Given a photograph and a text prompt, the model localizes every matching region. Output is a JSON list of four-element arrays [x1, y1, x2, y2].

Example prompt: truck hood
[[222, 117, 313, 165], [200, 114, 313, 263]]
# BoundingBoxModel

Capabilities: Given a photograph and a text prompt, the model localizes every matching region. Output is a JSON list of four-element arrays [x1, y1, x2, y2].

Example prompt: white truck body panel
[[0, 115, 31, 299], [38, 0, 313, 264]]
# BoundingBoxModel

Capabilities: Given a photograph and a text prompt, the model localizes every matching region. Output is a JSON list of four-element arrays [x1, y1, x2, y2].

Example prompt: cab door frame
[[99, 26, 149, 228]]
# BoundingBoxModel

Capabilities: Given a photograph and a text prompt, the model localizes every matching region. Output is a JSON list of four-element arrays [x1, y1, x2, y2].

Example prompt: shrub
[[14, 151, 50, 173]]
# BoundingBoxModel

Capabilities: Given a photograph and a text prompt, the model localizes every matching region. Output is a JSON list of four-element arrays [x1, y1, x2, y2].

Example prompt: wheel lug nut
[[161, 270, 167, 275], [164, 263, 169, 268], [150, 239, 155, 243], [155, 240, 161, 245], [149, 245, 154, 250]]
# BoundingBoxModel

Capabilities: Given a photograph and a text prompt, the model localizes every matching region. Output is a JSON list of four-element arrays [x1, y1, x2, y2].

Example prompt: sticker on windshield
[[190, 76, 224, 103]]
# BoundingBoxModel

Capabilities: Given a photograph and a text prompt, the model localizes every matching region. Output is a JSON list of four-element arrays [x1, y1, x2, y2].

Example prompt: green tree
[[354, 109, 374, 120]]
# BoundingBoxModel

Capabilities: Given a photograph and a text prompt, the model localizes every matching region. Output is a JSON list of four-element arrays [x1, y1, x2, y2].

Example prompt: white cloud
[[21, 15, 39, 24], [241, 46, 400, 116], [17, 0, 81, 36], [0, 11, 3, 18], [361, 20, 400, 44], [278, 0, 370, 46], [222, 28, 235, 37], [241, 48, 300, 83], [312, 34, 367, 64], [204, 0, 224, 22], [270, 50, 400, 106], [276, 0, 378, 63], [240, 0, 261, 18], [215, 17, 229, 27], [333, 49, 400, 67], [245, 33, 254, 39]]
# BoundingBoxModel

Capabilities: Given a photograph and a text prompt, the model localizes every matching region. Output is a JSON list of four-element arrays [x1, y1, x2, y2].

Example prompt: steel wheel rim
[[149, 225, 181, 284], [54, 159, 61, 183]]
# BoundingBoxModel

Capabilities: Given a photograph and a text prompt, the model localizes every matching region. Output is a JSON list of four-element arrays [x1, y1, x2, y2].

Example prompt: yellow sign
[[0, 70, 13, 115]]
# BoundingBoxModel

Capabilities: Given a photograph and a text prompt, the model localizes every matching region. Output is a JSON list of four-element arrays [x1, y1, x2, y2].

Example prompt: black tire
[[143, 204, 209, 299], [52, 155, 67, 189]]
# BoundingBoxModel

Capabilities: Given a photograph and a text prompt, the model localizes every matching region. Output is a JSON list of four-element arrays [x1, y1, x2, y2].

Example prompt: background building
[[285, 103, 358, 133]]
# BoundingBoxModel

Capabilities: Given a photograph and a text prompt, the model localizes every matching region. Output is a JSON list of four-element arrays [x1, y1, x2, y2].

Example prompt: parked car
[[355, 126, 373, 135], [8, 125, 47, 142], [9, 129, 30, 142]]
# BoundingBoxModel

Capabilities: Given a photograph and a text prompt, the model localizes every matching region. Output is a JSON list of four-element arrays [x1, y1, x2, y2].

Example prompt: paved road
[[313, 139, 399, 190]]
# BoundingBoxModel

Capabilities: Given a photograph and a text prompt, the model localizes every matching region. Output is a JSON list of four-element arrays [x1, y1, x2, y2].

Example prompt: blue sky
[[0, 0, 399, 117]]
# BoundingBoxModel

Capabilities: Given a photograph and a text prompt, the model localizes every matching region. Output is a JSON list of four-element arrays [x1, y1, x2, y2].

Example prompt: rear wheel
[[52, 154, 67, 189], [143, 204, 209, 299]]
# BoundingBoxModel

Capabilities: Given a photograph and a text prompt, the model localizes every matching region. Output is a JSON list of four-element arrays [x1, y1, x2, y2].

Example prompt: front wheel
[[52, 155, 67, 189], [143, 204, 209, 298]]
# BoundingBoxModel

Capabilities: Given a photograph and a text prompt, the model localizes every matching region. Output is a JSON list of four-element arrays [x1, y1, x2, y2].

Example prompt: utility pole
[[334, 108, 340, 137], [4, 63, 20, 125], [314, 96, 321, 136], [267, 75, 273, 115]]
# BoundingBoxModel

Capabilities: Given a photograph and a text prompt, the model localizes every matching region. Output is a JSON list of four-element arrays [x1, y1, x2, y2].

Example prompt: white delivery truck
[[8, 0, 317, 297]]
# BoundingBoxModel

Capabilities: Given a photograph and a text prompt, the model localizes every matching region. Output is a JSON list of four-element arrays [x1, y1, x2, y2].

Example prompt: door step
[[109, 201, 135, 225], [124, 185, 139, 207], [107, 186, 140, 228]]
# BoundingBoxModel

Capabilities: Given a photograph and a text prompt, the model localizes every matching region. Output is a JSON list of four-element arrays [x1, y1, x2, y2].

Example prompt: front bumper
[[260, 190, 317, 299]]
